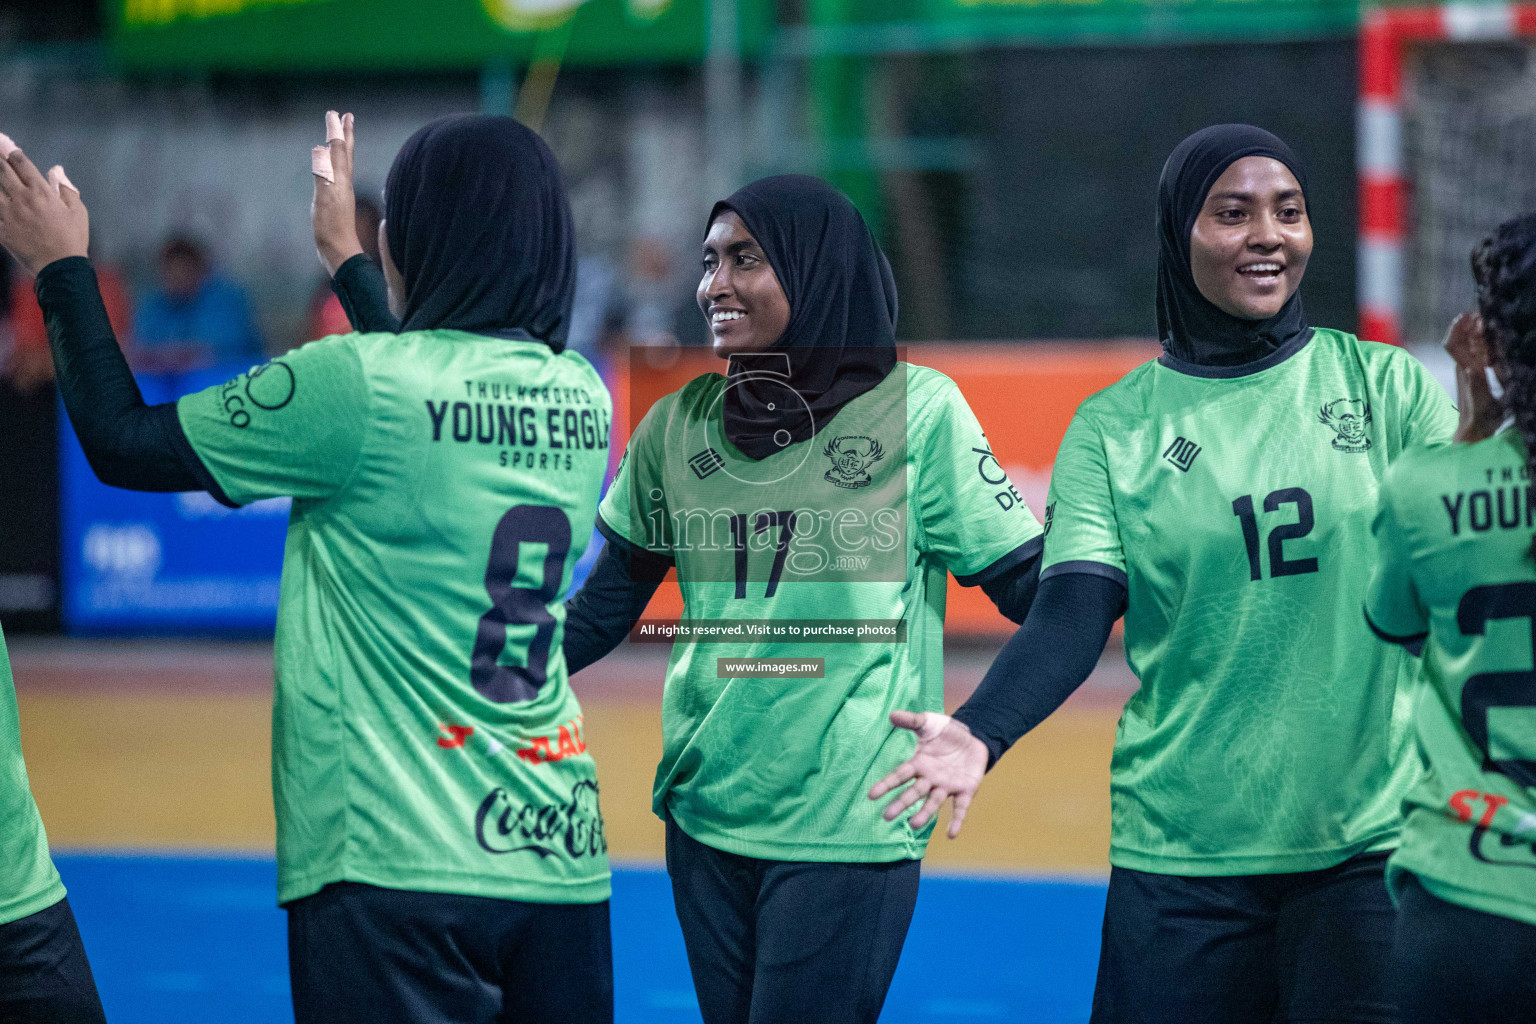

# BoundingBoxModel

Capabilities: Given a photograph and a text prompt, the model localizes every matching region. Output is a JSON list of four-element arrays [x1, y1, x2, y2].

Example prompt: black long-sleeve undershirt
[[35, 257, 231, 503], [330, 253, 399, 334], [952, 572, 1127, 769], [563, 532, 674, 675]]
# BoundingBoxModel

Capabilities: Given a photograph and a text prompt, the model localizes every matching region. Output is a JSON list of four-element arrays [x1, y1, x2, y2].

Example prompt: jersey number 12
[[1232, 488, 1319, 581]]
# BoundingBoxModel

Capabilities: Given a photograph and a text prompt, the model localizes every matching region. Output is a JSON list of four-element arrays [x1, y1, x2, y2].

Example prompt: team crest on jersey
[[1318, 398, 1372, 453], [823, 435, 884, 489]]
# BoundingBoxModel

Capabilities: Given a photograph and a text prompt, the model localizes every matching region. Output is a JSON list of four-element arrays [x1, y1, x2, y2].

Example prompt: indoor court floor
[[13, 638, 1136, 1023]]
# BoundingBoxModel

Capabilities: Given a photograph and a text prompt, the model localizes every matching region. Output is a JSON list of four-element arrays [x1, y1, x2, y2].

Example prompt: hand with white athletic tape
[[1444, 310, 1503, 445], [0, 133, 88, 277], [869, 710, 989, 839], [311, 110, 364, 276]]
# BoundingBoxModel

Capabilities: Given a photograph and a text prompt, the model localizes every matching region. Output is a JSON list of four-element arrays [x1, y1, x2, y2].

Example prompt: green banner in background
[[111, 0, 775, 70]]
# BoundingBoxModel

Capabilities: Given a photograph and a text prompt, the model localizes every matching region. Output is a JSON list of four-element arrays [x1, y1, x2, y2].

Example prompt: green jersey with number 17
[[1, 625, 65, 925], [599, 363, 1042, 862], [1043, 329, 1456, 875], [1367, 430, 1536, 928], [177, 330, 612, 905]]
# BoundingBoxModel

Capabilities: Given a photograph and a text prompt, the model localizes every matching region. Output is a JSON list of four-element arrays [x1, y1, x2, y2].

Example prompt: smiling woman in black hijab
[[880, 124, 1461, 1023], [555, 174, 1045, 1024], [1156, 123, 1313, 368], [708, 174, 898, 458], [0, 113, 617, 1024]]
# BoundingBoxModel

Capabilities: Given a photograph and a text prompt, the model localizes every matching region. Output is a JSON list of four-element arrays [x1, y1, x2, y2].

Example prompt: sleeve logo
[[823, 435, 884, 489], [1318, 398, 1372, 453]]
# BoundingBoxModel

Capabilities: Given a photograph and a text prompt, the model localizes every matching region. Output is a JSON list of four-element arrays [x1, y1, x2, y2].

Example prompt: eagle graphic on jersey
[[1319, 398, 1373, 453], [823, 435, 884, 489]]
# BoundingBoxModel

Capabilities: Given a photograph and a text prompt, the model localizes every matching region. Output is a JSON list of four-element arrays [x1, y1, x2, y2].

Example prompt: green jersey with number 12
[[0, 625, 65, 925], [600, 363, 1042, 862], [1367, 430, 1536, 928], [1043, 329, 1456, 875], [178, 330, 612, 905]]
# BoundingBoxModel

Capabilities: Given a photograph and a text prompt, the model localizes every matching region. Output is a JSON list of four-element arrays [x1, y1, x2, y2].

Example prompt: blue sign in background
[[60, 360, 611, 635], [59, 363, 289, 633]]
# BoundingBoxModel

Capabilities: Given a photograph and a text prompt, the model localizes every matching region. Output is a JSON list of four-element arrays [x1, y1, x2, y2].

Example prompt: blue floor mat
[[55, 856, 1104, 1023]]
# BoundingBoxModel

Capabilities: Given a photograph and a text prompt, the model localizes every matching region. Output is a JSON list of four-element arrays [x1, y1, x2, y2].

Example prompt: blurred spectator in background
[[133, 235, 262, 372], [306, 194, 383, 342], [622, 236, 686, 347], [565, 253, 624, 361], [2, 256, 133, 394]]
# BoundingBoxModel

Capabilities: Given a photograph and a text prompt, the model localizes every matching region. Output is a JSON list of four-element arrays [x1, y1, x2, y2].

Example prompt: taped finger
[[312, 146, 335, 184], [0, 134, 16, 159], [325, 110, 344, 143], [48, 166, 78, 195]]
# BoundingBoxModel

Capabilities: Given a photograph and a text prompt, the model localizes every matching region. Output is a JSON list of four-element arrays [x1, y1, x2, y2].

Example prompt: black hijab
[[385, 114, 575, 351], [1156, 124, 1312, 368], [710, 175, 898, 460]]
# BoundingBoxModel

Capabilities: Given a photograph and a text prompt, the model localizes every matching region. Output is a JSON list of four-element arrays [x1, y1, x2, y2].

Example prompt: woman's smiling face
[[697, 211, 791, 358], [1188, 156, 1313, 321]]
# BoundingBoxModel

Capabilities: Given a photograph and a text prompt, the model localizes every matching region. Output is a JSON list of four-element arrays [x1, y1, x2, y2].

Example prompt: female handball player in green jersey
[[874, 124, 1461, 1023], [0, 115, 617, 1024], [332, 171, 1049, 1024], [555, 175, 1043, 1024], [1364, 211, 1536, 1024]]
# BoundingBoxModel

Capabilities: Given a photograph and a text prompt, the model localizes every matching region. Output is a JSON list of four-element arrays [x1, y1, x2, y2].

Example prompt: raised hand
[[0, 136, 88, 276], [868, 710, 989, 839], [1445, 310, 1503, 444], [312, 110, 363, 275]]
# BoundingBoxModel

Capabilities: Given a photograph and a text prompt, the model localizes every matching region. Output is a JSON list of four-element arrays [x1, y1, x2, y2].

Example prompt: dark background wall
[[955, 39, 1358, 340]]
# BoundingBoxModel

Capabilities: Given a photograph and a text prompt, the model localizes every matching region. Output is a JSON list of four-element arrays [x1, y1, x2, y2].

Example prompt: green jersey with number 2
[[1043, 329, 1456, 875], [178, 330, 613, 905], [1367, 430, 1536, 927], [599, 363, 1042, 862], [0, 624, 65, 925]]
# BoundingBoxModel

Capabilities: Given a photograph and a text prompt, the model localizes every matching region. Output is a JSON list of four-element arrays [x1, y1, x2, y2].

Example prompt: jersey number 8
[[471, 504, 571, 703]]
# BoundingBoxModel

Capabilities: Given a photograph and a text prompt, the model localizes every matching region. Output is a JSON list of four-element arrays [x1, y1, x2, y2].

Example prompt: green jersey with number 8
[[177, 330, 613, 905], [1367, 430, 1536, 928], [1043, 329, 1456, 875]]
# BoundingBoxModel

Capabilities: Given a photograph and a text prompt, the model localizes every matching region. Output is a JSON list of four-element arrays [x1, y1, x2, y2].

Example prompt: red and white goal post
[[1359, 1, 1536, 348]]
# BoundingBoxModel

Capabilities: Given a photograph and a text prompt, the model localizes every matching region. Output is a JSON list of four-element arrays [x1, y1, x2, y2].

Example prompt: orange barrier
[[610, 341, 1161, 636]]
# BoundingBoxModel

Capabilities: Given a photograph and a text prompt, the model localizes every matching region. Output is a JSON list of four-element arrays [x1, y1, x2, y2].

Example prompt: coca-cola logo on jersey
[[474, 779, 606, 860]]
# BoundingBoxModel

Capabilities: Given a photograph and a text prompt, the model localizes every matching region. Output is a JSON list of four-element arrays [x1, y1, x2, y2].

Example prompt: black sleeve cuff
[[1040, 559, 1129, 588], [160, 403, 239, 508], [1364, 606, 1427, 655], [330, 254, 400, 335], [950, 708, 1008, 771], [954, 535, 1044, 587]]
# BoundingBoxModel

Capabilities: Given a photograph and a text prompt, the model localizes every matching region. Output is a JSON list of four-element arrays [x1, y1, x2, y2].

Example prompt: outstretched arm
[[868, 571, 1125, 837], [564, 535, 672, 676], [0, 142, 227, 499], [311, 111, 399, 334]]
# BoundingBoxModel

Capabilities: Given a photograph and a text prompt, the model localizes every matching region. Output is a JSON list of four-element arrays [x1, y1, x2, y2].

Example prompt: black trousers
[[285, 881, 612, 1024], [1091, 851, 1398, 1024], [664, 819, 921, 1024], [1393, 872, 1536, 1024], [0, 897, 106, 1024]]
